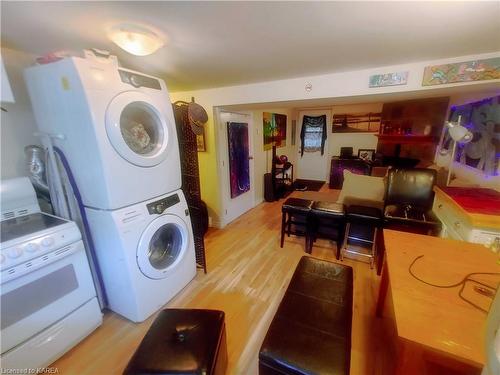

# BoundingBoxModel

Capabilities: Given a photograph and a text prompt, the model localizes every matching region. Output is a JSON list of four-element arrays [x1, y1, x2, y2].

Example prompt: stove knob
[[41, 237, 55, 247], [8, 247, 23, 259], [26, 242, 40, 253]]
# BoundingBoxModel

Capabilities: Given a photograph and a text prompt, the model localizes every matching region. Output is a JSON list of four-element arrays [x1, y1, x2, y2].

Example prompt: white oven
[[0, 178, 102, 369]]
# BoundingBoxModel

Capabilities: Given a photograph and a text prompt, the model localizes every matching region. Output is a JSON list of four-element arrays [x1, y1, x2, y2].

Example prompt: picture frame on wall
[[196, 130, 206, 152], [358, 148, 375, 161]]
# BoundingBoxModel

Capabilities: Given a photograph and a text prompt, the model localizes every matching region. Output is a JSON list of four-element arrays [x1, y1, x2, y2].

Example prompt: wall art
[[422, 57, 500, 86]]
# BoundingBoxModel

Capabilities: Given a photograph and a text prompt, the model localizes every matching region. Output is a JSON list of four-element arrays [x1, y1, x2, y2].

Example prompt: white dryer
[[85, 189, 196, 322], [24, 54, 181, 210]]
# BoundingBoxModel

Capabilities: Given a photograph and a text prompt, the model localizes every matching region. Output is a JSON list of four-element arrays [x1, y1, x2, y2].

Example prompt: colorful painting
[[369, 71, 409, 87], [422, 57, 500, 86], [440, 96, 500, 176], [227, 122, 250, 198], [332, 112, 381, 133], [263, 112, 287, 150]]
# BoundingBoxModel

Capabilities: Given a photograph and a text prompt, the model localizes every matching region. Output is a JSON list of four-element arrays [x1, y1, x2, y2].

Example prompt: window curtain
[[300, 115, 327, 157]]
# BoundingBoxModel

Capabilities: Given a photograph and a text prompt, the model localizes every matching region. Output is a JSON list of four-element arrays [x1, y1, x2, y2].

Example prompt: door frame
[[296, 109, 332, 181], [215, 108, 255, 227]]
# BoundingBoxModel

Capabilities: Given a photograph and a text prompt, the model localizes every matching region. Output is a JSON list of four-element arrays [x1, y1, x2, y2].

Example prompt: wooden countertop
[[383, 229, 500, 368], [434, 186, 500, 230]]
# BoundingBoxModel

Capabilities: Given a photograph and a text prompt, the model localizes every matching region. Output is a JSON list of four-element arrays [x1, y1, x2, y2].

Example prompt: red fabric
[[443, 187, 500, 215]]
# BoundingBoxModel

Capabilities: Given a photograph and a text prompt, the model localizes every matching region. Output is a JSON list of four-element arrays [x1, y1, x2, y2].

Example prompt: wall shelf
[[376, 134, 436, 144]]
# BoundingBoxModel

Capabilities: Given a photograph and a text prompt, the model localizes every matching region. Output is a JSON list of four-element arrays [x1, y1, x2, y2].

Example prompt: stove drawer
[[1, 297, 102, 369], [1, 242, 97, 353]]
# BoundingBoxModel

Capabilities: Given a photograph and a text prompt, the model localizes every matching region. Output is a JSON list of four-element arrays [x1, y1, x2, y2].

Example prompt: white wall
[[250, 108, 295, 204], [171, 51, 500, 223], [1, 48, 39, 180]]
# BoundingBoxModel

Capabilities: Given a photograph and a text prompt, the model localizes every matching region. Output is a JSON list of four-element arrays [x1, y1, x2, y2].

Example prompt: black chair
[[309, 201, 345, 258], [280, 198, 313, 250], [342, 205, 383, 268], [383, 168, 441, 236]]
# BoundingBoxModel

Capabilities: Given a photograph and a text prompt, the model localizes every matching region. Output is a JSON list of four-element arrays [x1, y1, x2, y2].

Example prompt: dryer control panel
[[119, 70, 161, 90], [147, 194, 180, 215]]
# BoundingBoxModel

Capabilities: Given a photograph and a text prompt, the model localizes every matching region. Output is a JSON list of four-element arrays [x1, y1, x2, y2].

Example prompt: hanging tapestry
[[442, 96, 500, 177], [300, 115, 327, 156], [263, 112, 287, 150], [227, 122, 251, 198]]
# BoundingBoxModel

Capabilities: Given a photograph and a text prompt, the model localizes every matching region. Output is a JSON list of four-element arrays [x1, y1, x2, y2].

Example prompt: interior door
[[296, 109, 331, 181], [219, 111, 254, 224]]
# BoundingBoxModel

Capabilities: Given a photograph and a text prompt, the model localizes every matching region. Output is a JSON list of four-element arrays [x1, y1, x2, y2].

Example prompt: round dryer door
[[137, 214, 189, 279], [106, 91, 170, 167]]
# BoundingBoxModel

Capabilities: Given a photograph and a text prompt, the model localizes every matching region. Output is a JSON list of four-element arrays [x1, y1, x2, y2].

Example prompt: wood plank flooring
[[51, 194, 391, 374]]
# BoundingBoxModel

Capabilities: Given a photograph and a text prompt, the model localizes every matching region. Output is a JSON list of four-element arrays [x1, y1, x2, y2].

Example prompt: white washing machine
[[24, 53, 181, 210], [85, 189, 196, 322]]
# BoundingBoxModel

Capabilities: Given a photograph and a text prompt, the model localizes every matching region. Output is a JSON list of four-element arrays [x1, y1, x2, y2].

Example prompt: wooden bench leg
[[280, 211, 286, 248], [376, 262, 389, 317]]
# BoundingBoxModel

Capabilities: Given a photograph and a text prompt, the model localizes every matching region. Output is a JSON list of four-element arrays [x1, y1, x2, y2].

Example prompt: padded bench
[[124, 309, 227, 375], [259, 256, 353, 375]]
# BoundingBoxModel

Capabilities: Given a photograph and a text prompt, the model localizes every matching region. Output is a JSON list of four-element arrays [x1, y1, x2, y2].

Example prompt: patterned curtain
[[300, 115, 327, 156]]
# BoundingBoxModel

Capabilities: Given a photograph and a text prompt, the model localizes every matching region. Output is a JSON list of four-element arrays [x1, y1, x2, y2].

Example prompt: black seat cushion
[[124, 309, 226, 375], [384, 204, 440, 224], [282, 198, 313, 214], [259, 256, 353, 375], [345, 205, 382, 224], [311, 201, 345, 218]]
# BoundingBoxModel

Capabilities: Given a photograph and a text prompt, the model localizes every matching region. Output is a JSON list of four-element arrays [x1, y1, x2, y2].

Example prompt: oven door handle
[[30, 321, 65, 348]]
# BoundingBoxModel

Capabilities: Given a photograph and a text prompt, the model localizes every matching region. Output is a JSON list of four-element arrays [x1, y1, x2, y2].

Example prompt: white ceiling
[[1, 1, 499, 92]]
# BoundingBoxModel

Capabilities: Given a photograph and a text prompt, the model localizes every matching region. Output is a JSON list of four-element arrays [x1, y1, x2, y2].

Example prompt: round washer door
[[137, 214, 189, 279], [106, 91, 170, 167]]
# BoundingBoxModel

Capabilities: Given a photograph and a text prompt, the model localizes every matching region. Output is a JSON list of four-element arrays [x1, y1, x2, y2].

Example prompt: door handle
[[248, 156, 254, 160]]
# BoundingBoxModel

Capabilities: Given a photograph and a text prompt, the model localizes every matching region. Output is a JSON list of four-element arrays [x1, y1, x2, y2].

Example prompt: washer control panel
[[147, 194, 180, 215], [119, 70, 161, 90]]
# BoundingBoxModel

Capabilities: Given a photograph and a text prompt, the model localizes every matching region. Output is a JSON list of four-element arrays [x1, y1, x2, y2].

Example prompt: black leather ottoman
[[259, 256, 353, 375], [281, 198, 314, 250], [309, 201, 345, 258], [124, 309, 227, 375]]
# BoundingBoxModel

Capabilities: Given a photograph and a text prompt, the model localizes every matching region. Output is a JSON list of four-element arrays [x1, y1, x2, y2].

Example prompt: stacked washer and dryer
[[24, 53, 196, 322]]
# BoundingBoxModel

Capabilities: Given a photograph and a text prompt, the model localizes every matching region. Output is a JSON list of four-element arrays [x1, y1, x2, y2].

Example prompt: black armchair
[[383, 168, 441, 236]]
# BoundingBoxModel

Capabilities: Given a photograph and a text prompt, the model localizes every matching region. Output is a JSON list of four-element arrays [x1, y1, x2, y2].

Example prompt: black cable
[[408, 255, 500, 313]]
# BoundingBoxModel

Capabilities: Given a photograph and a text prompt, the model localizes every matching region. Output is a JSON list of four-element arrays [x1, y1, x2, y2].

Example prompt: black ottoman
[[124, 309, 227, 375], [259, 256, 353, 375]]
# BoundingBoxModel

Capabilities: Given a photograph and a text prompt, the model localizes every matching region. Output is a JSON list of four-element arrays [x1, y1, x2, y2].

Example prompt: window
[[301, 115, 327, 155]]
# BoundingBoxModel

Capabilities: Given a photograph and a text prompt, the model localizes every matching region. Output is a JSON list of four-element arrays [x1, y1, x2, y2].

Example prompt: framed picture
[[358, 148, 375, 161], [332, 112, 381, 133], [196, 131, 206, 152], [422, 57, 500, 86], [369, 71, 409, 87]]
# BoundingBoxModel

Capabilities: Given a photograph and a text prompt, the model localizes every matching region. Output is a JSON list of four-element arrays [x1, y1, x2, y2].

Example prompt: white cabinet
[[433, 187, 500, 253]]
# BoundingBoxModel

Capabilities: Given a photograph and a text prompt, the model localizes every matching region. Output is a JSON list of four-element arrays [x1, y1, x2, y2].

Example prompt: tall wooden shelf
[[377, 97, 449, 161]]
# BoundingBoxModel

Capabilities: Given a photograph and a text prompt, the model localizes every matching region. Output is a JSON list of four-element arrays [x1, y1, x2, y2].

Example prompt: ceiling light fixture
[[108, 24, 164, 56]]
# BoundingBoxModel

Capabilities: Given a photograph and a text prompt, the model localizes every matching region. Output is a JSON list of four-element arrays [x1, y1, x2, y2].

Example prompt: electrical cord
[[408, 255, 500, 313]]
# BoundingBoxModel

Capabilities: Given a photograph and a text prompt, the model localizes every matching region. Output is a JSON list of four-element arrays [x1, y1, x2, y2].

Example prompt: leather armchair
[[384, 168, 441, 235]]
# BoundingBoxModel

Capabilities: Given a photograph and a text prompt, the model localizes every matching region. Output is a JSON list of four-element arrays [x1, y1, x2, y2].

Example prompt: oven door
[[1, 241, 97, 353]]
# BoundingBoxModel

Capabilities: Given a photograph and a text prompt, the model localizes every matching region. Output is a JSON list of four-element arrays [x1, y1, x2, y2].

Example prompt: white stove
[[0, 177, 102, 370]]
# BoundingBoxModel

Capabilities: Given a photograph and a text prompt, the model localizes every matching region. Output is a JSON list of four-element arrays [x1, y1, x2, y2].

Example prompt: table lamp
[[446, 115, 473, 186]]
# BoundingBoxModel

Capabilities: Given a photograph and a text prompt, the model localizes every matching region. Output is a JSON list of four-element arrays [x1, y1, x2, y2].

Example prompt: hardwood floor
[[52, 194, 391, 374]]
